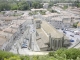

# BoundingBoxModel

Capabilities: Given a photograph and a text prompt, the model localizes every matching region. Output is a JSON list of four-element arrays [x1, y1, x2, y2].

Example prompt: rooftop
[[31, 8, 47, 11], [37, 29, 49, 49], [0, 16, 18, 20], [3, 27, 17, 34], [41, 21, 63, 38], [0, 20, 27, 48], [51, 17, 62, 21], [43, 13, 61, 17]]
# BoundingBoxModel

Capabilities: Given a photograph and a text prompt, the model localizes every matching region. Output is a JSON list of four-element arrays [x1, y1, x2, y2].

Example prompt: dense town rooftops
[[0, 19, 27, 49]]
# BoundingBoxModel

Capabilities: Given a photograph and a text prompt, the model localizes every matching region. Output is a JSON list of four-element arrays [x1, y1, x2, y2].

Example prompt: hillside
[[0, 48, 80, 60]]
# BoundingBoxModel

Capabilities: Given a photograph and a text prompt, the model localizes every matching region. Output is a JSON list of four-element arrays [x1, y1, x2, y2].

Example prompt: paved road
[[19, 48, 48, 55], [29, 24, 40, 51]]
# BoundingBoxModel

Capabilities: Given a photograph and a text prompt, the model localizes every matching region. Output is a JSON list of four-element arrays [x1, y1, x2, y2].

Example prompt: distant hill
[[0, 0, 78, 2]]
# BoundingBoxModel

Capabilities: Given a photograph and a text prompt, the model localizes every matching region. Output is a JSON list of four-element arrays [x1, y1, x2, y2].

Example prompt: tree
[[73, 22, 79, 28], [11, 3, 18, 10], [18, 2, 29, 10], [54, 48, 80, 60], [32, 1, 43, 8], [0, 3, 10, 11], [73, 0, 80, 7], [49, 1, 54, 8]]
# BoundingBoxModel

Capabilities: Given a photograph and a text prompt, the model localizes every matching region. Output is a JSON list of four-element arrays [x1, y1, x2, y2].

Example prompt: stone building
[[36, 20, 70, 51], [41, 21, 64, 50]]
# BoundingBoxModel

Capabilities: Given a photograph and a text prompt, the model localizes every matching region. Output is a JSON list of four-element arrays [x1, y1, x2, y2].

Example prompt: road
[[29, 24, 40, 51]]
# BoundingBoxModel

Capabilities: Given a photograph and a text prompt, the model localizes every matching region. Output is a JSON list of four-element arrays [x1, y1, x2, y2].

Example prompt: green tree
[[54, 48, 80, 60], [18, 2, 29, 10], [20, 55, 29, 60], [11, 3, 18, 10], [73, 22, 79, 28], [0, 3, 10, 11], [73, 0, 80, 7], [32, 1, 43, 8], [49, 1, 54, 8]]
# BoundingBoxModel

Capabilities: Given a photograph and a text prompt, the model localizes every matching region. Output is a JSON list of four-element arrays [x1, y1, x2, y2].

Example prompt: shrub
[[55, 48, 80, 60], [4, 56, 21, 60], [0, 50, 16, 60], [49, 51, 54, 56]]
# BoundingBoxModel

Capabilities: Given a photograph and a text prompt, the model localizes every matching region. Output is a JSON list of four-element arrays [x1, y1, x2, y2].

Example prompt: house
[[51, 17, 63, 29]]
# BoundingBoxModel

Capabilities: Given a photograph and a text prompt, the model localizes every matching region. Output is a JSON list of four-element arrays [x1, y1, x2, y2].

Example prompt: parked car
[[70, 39, 74, 42], [21, 44, 27, 48], [70, 35, 74, 37], [63, 31, 66, 34], [61, 28, 64, 30]]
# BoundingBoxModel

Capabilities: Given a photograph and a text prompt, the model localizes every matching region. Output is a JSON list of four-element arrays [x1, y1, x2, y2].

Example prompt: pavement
[[19, 48, 48, 55], [29, 24, 40, 51], [10, 46, 48, 55]]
